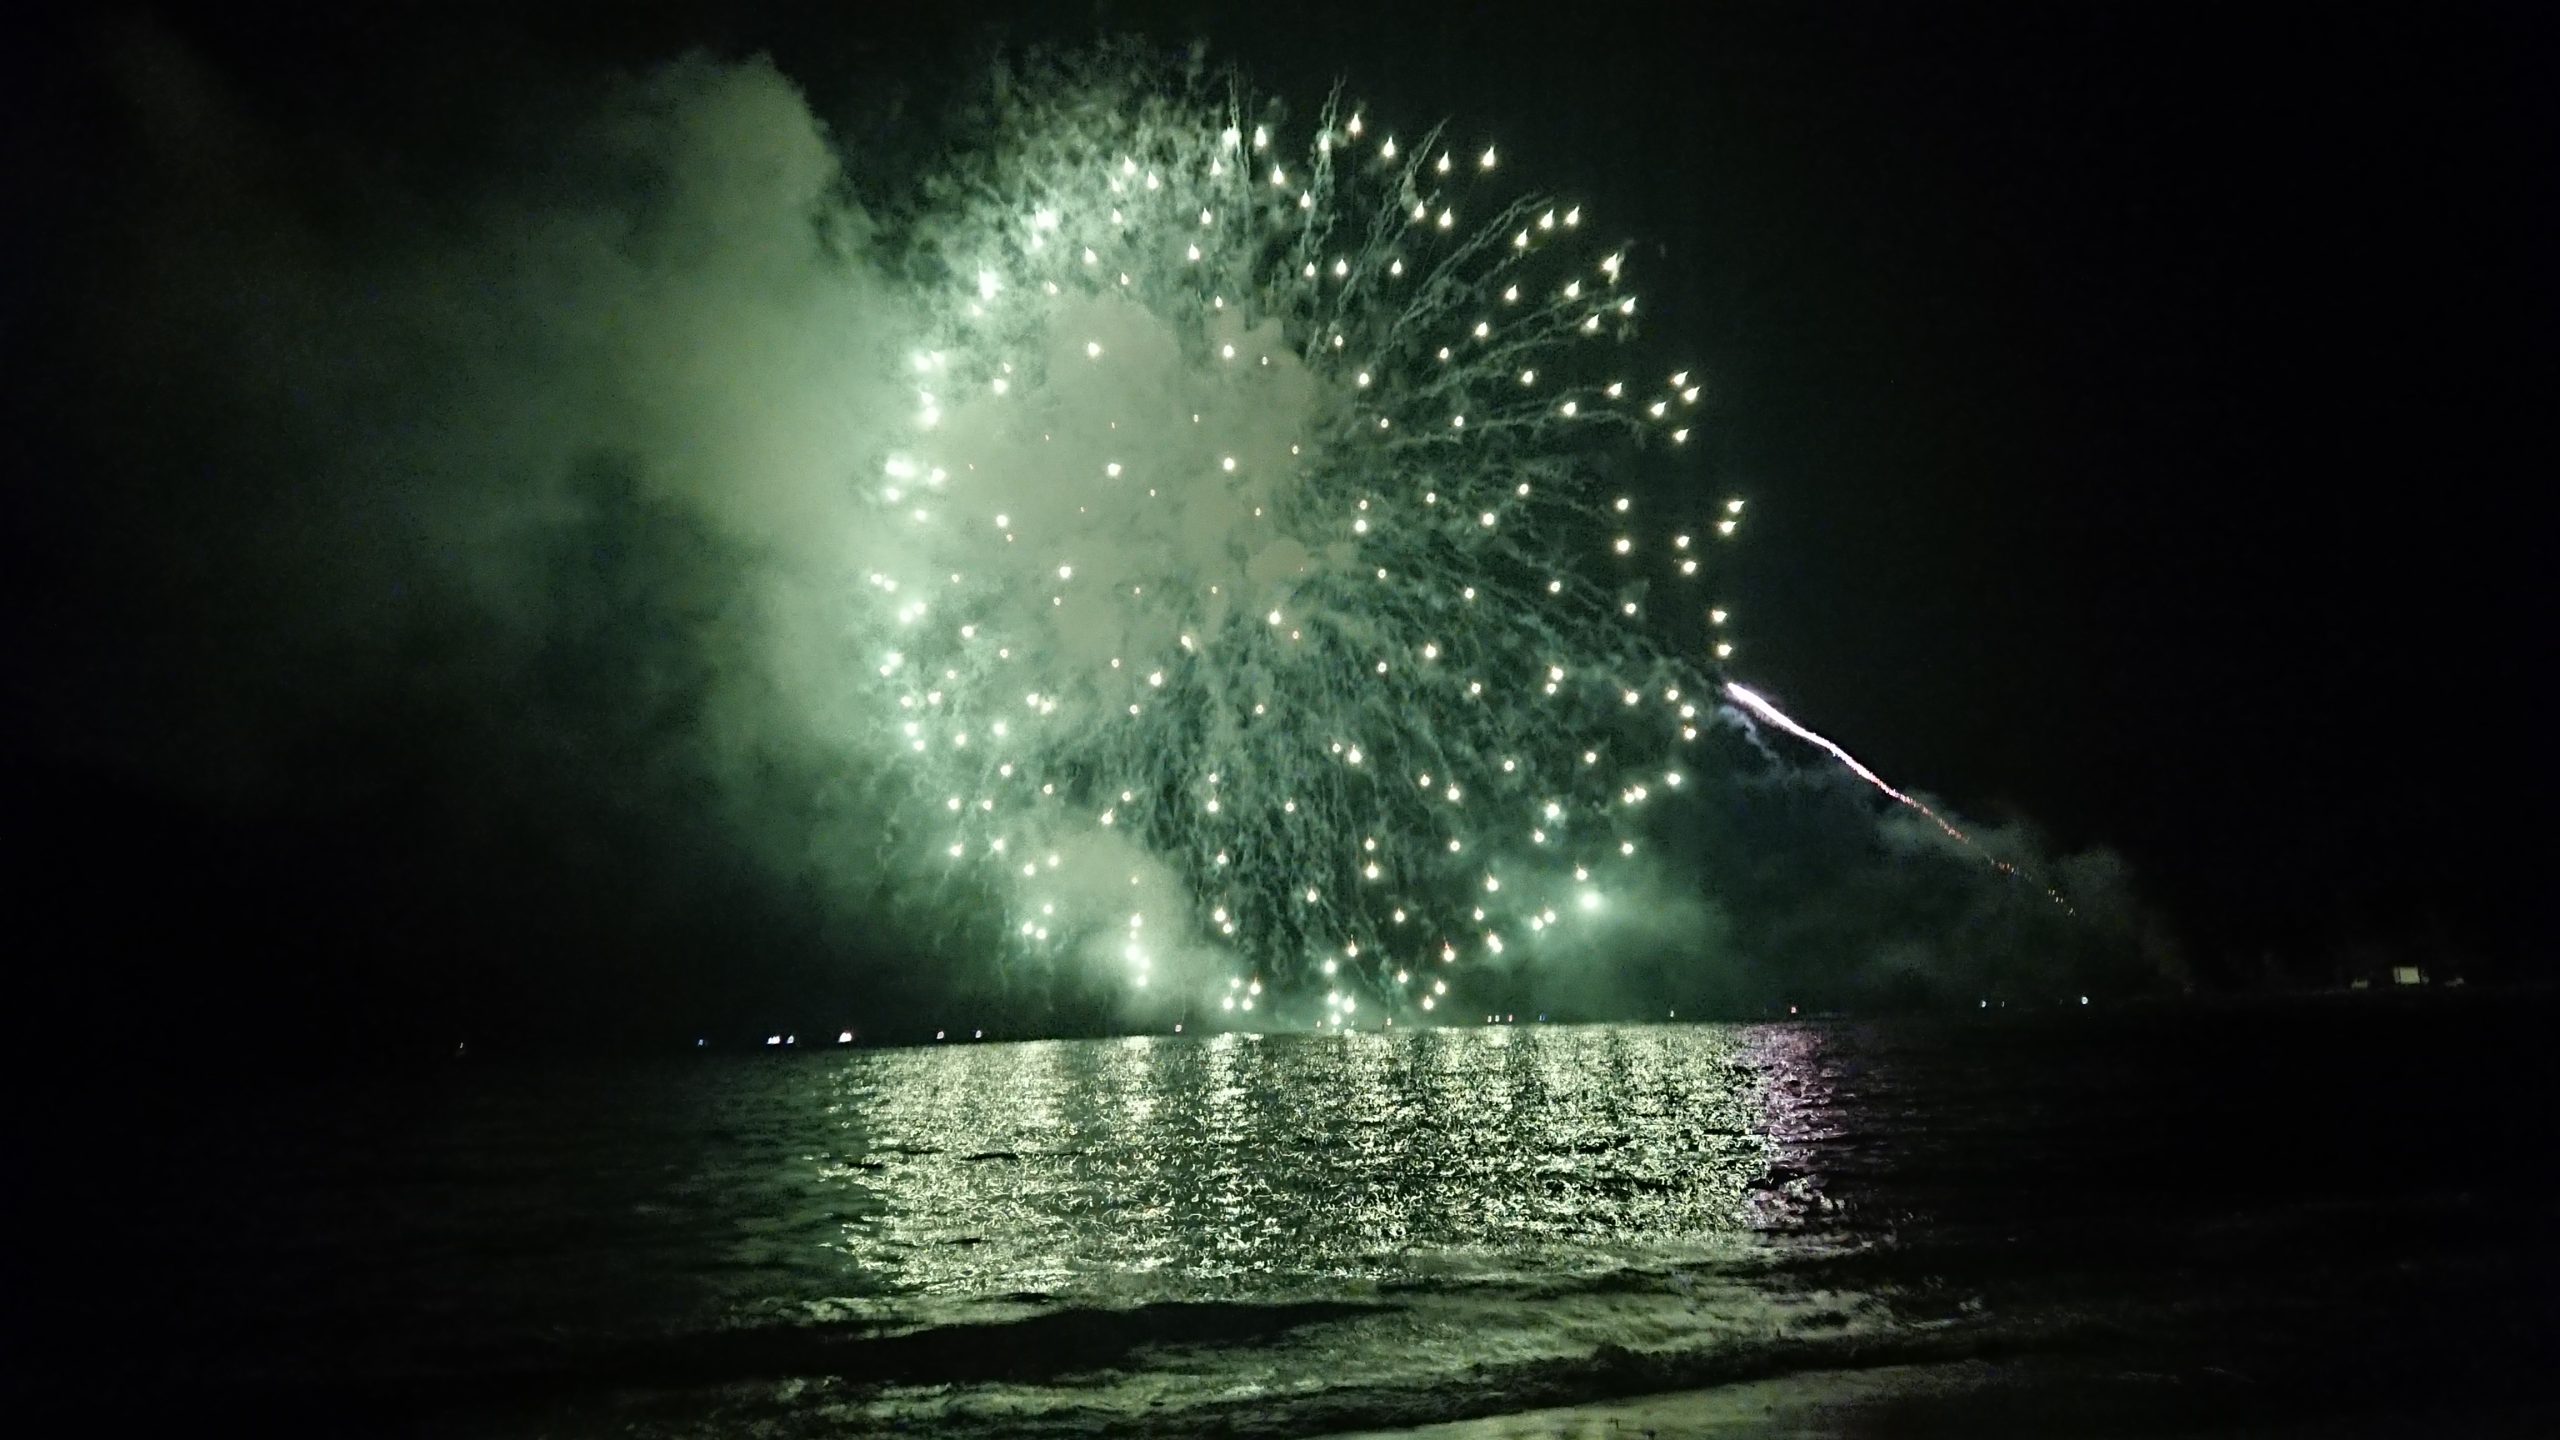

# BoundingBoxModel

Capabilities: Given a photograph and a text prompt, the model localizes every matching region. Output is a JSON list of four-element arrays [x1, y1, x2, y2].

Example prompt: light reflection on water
[[779, 1024, 1816, 1305], [111, 1023, 1833, 1361], [45, 1003, 2560, 1434]]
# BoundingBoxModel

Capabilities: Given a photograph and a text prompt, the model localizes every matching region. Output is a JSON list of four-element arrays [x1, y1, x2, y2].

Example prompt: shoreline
[[1324, 1358, 2560, 1439]]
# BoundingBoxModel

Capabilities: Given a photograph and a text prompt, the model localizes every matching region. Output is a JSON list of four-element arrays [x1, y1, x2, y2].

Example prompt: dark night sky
[[3, 2, 2552, 1051]]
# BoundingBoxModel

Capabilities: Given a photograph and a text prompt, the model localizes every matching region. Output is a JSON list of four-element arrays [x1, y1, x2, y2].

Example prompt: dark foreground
[[7, 994, 2555, 1436]]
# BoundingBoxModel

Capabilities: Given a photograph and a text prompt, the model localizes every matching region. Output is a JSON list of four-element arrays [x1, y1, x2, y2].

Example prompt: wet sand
[[1327, 1358, 2560, 1439]]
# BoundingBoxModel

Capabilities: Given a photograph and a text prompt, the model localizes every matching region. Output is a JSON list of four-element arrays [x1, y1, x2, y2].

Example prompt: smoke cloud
[[21, 30, 964, 1045]]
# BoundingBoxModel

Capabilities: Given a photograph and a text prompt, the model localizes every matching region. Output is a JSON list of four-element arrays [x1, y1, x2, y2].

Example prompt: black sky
[[5, 2, 2552, 1052]]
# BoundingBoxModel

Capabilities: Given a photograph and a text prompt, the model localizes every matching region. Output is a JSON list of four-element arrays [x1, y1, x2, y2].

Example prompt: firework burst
[[861, 54, 1739, 1022]]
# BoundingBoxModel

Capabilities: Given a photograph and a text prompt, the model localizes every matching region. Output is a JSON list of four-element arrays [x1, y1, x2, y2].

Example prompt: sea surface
[[10, 998, 2557, 1435]]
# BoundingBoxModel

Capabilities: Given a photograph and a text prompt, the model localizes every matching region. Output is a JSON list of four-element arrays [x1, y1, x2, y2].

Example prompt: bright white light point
[[1716, 642, 1734, 658], [1579, 891, 1600, 911], [1085, 341, 1102, 358], [1480, 512, 1496, 527], [1448, 838, 1462, 852], [1057, 565, 1073, 580], [1711, 608, 1728, 624], [1480, 145, 1497, 168], [1561, 401, 1578, 417], [1727, 498, 1747, 514], [1437, 208, 1454, 229], [1221, 456, 1236, 472], [1718, 519, 1737, 535], [1613, 537, 1632, 553], [1624, 690, 1641, 705], [1473, 321, 1490, 338]]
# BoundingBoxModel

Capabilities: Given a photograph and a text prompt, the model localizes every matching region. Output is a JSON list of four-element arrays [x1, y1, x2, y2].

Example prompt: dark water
[[10, 998, 2557, 1435]]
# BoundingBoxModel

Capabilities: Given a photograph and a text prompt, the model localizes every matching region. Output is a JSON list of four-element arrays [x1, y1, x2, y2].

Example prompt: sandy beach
[[1326, 1359, 2560, 1439]]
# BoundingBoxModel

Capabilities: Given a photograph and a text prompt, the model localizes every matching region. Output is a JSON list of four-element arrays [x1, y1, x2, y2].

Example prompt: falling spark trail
[[1721, 682, 1971, 843], [1722, 681, 2074, 912]]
